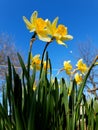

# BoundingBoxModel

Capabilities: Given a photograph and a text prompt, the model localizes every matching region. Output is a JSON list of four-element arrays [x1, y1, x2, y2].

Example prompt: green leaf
[[17, 53, 28, 79]]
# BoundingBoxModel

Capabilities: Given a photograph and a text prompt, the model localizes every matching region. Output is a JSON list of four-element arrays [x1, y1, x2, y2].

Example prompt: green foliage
[[0, 52, 98, 130]]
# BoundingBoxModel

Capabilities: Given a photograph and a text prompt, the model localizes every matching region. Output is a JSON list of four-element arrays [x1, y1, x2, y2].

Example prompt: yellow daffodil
[[76, 59, 88, 74], [75, 73, 82, 85], [63, 61, 73, 75], [23, 11, 51, 42], [47, 17, 73, 46], [30, 54, 41, 70]]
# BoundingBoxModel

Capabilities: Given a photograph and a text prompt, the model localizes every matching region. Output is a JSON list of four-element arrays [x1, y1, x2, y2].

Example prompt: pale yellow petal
[[37, 29, 51, 42], [23, 16, 35, 32], [46, 20, 53, 35], [33, 54, 40, 58], [56, 39, 67, 47], [52, 17, 59, 30], [62, 35, 73, 41], [23, 16, 32, 29], [30, 11, 38, 23], [38, 34, 51, 42]]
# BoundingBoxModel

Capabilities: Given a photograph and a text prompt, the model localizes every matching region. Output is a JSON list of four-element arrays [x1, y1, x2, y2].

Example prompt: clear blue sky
[[0, 0, 98, 78]]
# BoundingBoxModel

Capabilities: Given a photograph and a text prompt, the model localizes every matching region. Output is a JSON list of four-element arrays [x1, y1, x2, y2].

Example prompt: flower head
[[76, 59, 88, 74], [75, 73, 82, 85], [30, 54, 41, 70], [47, 17, 73, 46], [63, 61, 73, 75], [23, 11, 51, 42]]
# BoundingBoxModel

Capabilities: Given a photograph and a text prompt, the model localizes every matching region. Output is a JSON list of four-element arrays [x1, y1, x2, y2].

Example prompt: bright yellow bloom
[[23, 11, 51, 42], [43, 61, 50, 70], [76, 59, 88, 74], [47, 17, 73, 46], [63, 61, 72, 75], [75, 73, 82, 85], [30, 54, 41, 70]]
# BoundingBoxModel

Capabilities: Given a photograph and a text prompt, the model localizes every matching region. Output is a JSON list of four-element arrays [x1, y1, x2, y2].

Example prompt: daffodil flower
[[47, 17, 73, 46], [23, 11, 51, 42], [76, 59, 88, 74], [30, 54, 41, 70], [63, 61, 73, 75], [75, 73, 82, 85]]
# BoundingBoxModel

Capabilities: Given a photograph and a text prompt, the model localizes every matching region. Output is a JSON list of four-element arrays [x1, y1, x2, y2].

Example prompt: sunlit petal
[[52, 17, 59, 31], [62, 35, 73, 40], [23, 16, 34, 31], [46, 20, 53, 35], [56, 39, 67, 47], [30, 11, 38, 23], [38, 34, 51, 42]]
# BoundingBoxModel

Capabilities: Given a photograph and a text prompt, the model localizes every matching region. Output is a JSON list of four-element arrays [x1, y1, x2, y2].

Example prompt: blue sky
[[0, 0, 98, 78]]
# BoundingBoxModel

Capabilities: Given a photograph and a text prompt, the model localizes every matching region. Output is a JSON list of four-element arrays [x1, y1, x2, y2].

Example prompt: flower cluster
[[23, 11, 73, 46], [23, 11, 89, 86], [63, 59, 88, 85]]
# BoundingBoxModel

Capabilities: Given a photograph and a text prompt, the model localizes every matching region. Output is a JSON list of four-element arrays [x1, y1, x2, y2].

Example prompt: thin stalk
[[39, 39, 53, 78], [30, 32, 36, 52]]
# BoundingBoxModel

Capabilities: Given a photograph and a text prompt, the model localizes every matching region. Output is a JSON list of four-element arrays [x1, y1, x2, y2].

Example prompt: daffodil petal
[[37, 30, 51, 42], [62, 35, 73, 41], [23, 16, 32, 29], [33, 54, 40, 59], [46, 20, 53, 35], [23, 16, 35, 32], [38, 34, 51, 42], [30, 11, 38, 23], [56, 39, 67, 47], [52, 17, 59, 30]]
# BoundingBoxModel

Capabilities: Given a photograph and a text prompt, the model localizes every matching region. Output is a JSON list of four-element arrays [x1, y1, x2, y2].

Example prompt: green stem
[[39, 41, 52, 78], [30, 32, 36, 52]]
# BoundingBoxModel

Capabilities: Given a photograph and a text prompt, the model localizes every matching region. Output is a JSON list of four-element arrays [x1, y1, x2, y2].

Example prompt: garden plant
[[0, 11, 98, 130]]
